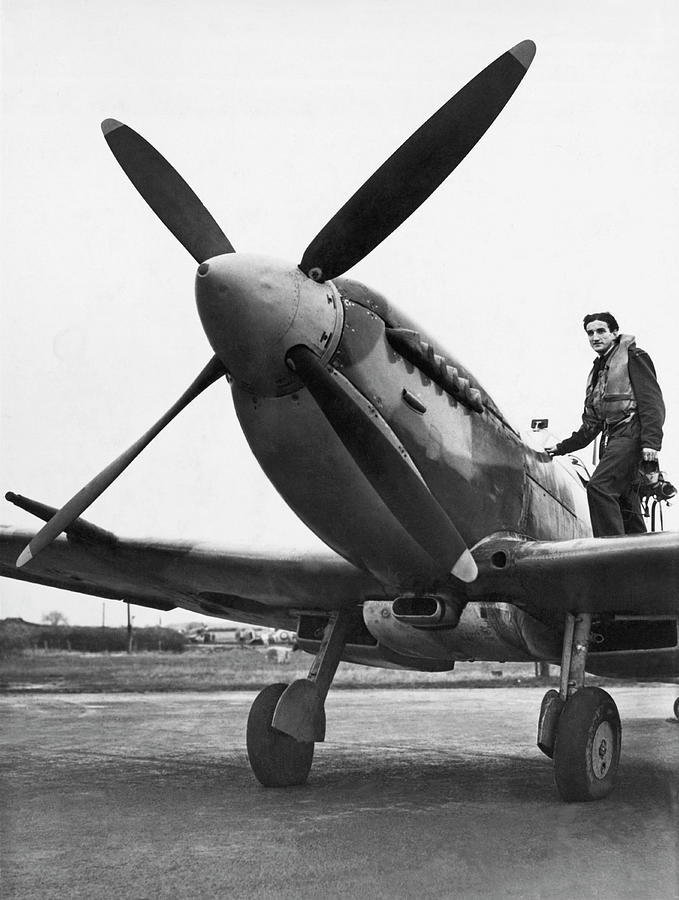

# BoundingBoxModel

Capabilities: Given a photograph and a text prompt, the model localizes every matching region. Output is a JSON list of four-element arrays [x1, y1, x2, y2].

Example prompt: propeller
[[102, 119, 234, 262], [286, 345, 477, 582], [15, 41, 533, 574], [16, 357, 227, 567], [300, 39, 536, 282]]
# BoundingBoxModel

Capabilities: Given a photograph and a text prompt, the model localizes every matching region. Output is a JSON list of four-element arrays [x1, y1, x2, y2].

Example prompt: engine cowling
[[363, 599, 561, 662]]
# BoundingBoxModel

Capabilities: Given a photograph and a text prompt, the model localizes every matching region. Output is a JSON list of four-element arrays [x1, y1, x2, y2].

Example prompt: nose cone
[[195, 254, 343, 396]]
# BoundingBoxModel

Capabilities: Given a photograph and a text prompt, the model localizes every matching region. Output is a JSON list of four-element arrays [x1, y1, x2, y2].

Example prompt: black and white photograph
[[2, 1, 678, 897]]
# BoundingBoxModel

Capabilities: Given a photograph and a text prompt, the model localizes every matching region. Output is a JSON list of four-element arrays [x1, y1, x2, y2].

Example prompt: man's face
[[585, 320, 618, 356]]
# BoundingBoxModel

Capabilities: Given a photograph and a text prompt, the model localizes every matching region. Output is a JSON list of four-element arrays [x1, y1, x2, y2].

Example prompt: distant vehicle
[[2, 39, 677, 802]]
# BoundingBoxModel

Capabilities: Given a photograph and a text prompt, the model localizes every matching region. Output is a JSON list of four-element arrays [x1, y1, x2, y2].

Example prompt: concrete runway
[[2, 686, 678, 899]]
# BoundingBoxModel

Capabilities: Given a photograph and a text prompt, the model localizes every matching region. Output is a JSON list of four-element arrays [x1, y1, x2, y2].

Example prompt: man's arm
[[628, 349, 665, 456], [547, 410, 601, 457]]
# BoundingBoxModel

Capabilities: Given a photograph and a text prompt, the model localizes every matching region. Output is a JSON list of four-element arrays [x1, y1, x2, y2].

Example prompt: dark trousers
[[586, 420, 646, 537]]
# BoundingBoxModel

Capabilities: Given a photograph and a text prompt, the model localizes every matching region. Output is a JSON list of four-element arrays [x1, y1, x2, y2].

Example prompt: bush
[[0, 618, 40, 652]]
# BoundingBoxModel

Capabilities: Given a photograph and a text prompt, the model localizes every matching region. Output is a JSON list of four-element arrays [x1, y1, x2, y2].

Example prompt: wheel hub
[[591, 721, 615, 779]]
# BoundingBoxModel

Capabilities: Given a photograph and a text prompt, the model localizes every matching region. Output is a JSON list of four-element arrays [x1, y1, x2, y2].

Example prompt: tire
[[553, 687, 621, 802], [673, 697, 679, 721], [246, 683, 314, 787]]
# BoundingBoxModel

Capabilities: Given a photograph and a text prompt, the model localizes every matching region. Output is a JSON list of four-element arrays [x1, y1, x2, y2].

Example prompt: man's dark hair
[[583, 312, 619, 332]]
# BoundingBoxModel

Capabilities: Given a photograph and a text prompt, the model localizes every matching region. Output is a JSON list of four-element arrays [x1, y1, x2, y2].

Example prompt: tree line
[[0, 618, 186, 653]]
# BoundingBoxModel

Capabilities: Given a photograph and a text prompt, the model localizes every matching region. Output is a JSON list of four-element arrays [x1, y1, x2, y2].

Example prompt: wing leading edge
[[470, 531, 679, 617], [0, 525, 386, 629]]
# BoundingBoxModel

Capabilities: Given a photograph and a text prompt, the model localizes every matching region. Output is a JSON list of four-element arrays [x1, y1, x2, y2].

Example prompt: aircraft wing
[[471, 531, 679, 617], [0, 526, 386, 629], [4, 515, 678, 628]]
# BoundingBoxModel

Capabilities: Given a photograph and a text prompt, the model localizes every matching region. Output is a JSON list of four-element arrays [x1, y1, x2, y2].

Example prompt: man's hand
[[641, 448, 659, 463], [545, 445, 559, 459]]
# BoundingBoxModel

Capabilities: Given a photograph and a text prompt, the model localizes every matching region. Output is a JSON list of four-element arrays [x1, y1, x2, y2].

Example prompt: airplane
[[1, 38, 678, 803], [187, 624, 297, 648]]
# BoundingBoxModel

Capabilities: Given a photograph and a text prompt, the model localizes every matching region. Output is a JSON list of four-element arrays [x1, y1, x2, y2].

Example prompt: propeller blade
[[16, 356, 227, 568], [286, 345, 477, 582], [102, 119, 235, 263], [300, 40, 535, 282]]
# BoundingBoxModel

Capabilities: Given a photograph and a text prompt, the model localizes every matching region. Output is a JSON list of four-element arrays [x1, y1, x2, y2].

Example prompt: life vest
[[585, 334, 638, 426]]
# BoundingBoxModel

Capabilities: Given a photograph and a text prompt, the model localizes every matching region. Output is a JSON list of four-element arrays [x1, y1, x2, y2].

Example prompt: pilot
[[546, 312, 665, 537]]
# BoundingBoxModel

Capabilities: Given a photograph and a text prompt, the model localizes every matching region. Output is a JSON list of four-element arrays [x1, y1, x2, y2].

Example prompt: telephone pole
[[126, 602, 133, 653]]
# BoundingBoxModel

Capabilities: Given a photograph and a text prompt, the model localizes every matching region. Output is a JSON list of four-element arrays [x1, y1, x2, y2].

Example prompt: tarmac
[[1, 686, 678, 899]]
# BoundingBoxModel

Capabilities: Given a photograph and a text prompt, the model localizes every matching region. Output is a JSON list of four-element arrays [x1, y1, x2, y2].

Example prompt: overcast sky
[[2, 0, 678, 627]]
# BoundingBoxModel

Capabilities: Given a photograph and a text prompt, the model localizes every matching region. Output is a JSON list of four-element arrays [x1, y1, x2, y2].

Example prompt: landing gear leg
[[543, 612, 622, 802], [246, 609, 353, 787]]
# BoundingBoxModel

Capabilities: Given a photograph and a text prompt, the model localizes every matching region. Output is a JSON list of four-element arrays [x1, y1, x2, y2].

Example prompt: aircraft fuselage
[[195, 255, 591, 592]]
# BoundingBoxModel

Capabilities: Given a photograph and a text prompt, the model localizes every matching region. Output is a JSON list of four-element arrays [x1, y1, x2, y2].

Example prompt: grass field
[[0, 648, 558, 693]]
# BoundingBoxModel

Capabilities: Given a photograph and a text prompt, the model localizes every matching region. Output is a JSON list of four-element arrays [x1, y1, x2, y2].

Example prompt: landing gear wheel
[[674, 697, 679, 721], [246, 683, 314, 787], [553, 687, 621, 802]]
